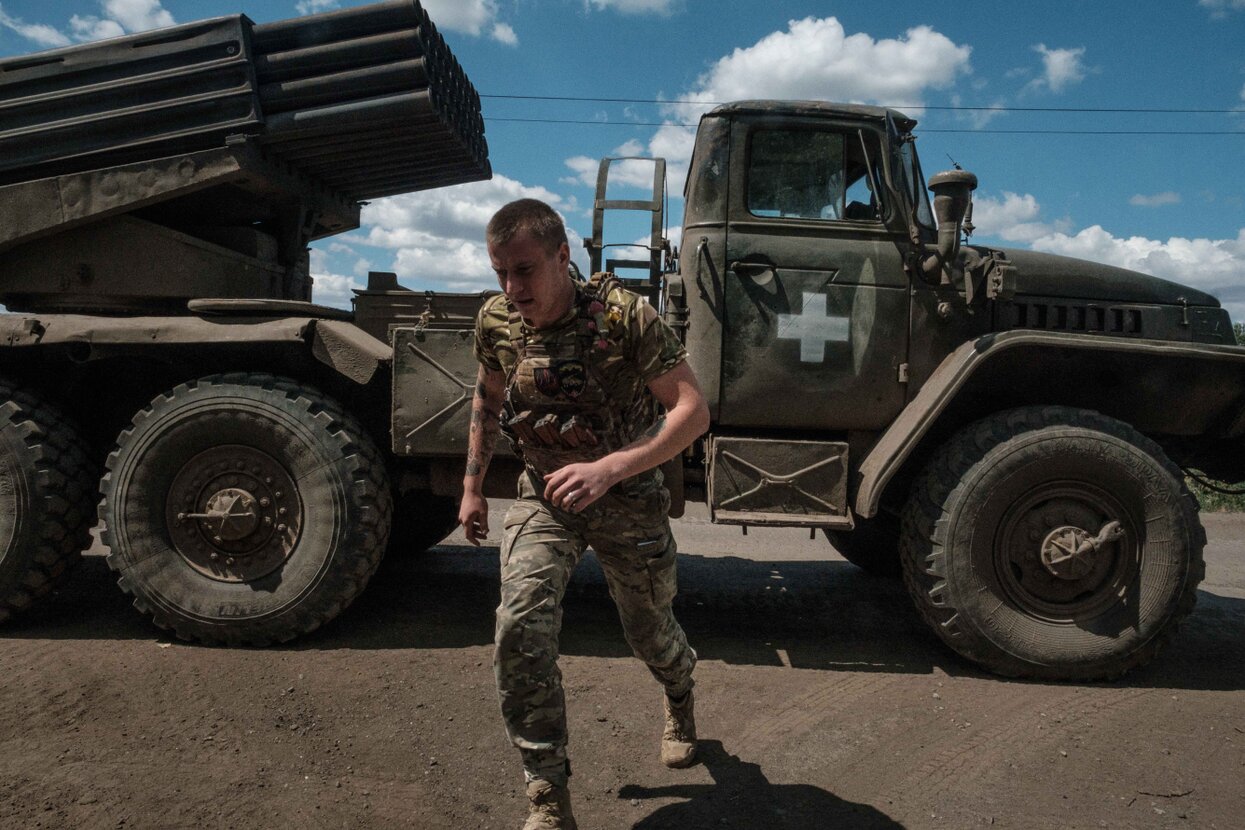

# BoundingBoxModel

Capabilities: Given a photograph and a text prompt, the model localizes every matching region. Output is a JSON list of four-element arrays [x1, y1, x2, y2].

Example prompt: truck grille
[[1005, 302, 1144, 336]]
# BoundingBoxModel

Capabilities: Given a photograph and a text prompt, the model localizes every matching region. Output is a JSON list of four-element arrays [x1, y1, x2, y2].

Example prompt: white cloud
[[641, 18, 969, 177], [1027, 44, 1087, 94], [584, 0, 679, 15], [0, 4, 71, 46], [422, 0, 517, 44], [101, 0, 172, 31], [296, 0, 339, 15], [69, 15, 123, 40], [490, 22, 517, 45], [308, 249, 362, 309], [972, 192, 1070, 243], [70, 0, 173, 39], [673, 19, 970, 116], [564, 139, 660, 188], [1200, 0, 1245, 16], [311, 273, 363, 309], [1129, 192, 1182, 208], [950, 94, 1007, 129], [0, 0, 176, 48], [359, 175, 585, 291]]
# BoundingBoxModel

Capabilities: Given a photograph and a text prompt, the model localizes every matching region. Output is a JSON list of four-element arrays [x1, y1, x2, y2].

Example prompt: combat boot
[[523, 779, 577, 830], [660, 690, 697, 768]]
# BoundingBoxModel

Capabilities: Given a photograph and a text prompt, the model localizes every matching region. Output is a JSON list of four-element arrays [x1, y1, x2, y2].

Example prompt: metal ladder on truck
[[583, 156, 670, 307]]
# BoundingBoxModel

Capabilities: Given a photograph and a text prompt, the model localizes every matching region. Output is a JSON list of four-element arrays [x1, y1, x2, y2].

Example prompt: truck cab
[[643, 100, 1244, 679]]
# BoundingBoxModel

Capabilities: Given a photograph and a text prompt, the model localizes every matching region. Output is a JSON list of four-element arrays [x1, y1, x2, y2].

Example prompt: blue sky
[[2, 0, 1244, 314]]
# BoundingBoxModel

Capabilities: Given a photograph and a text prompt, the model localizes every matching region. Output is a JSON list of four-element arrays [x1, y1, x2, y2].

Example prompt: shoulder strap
[[505, 298, 526, 358], [581, 272, 629, 349]]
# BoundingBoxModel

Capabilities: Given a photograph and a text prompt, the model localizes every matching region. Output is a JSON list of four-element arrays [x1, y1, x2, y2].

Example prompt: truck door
[[720, 116, 909, 431]]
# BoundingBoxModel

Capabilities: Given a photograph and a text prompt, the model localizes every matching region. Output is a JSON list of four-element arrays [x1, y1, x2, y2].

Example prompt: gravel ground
[[2, 507, 1243, 829]]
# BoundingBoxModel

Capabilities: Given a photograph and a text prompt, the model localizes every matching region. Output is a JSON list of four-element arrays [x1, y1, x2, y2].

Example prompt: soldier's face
[[488, 231, 573, 329]]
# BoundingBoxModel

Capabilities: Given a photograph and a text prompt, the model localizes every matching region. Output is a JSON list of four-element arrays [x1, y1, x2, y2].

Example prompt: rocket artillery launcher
[[0, 0, 490, 314]]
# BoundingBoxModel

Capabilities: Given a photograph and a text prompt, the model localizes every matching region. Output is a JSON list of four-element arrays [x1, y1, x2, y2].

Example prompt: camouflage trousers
[[495, 471, 697, 787]]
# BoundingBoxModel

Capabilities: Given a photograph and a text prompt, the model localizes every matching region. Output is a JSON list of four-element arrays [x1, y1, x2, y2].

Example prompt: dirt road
[[3, 507, 1243, 829]]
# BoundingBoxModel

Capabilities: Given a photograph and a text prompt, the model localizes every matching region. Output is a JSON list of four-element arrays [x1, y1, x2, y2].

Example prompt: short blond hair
[[486, 199, 568, 254]]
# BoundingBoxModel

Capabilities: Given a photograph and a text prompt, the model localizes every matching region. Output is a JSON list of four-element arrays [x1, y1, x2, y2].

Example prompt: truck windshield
[[893, 132, 935, 234]]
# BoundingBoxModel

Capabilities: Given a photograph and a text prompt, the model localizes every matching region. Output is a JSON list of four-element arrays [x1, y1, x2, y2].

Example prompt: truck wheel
[[824, 513, 901, 578], [900, 406, 1204, 681], [388, 491, 460, 555], [0, 380, 97, 622], [100, 374, 392, 645]]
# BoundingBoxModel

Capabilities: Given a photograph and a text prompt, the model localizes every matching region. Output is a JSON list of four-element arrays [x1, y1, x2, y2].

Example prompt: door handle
[[729, 261, 775, 286]]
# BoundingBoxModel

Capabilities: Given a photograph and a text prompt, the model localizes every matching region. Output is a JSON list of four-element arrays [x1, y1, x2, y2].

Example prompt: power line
[[481, 93, 1245, 115], [484, 116, 1245, 136]]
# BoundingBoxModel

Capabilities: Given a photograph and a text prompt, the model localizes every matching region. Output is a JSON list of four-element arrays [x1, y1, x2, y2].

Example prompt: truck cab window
[[746, 129, 881, 222]]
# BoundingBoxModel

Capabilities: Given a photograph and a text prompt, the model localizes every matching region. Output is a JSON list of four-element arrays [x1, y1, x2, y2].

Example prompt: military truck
[[1, 5, 1240, 681]]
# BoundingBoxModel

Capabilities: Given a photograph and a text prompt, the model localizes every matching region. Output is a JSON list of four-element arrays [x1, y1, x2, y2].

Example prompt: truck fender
[[854, 329, 1245, 518], [309, 319, 391, 385]]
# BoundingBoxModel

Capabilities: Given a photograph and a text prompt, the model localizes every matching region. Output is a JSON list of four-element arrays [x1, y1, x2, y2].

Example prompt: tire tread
[[899, 406, 1205, 681]]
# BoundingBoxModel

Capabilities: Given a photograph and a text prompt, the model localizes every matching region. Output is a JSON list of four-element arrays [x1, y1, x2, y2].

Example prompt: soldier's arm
[[544, 358, 709, 511], [459, 364, 506, 544]]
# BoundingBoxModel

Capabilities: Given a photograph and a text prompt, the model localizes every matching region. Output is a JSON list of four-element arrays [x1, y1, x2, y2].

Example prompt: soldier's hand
[[544, 460, 619, 512], [459, 492, 490, 545]]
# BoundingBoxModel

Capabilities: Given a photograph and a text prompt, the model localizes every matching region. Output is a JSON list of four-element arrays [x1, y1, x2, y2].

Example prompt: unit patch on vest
[[533, 361, 589, 399], [533, 367, 561, 397], [557, 360, 587, 399]]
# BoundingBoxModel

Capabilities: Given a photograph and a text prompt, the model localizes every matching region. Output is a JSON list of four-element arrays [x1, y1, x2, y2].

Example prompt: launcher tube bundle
[[0, 0, 490, 199]]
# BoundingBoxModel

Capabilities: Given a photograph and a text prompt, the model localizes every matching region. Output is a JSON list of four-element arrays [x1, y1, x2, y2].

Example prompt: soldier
[[459, 198, 709, 829]]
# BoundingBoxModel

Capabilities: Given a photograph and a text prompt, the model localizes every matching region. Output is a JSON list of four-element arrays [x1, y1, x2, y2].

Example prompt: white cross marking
[[776, 292, 849, 363]]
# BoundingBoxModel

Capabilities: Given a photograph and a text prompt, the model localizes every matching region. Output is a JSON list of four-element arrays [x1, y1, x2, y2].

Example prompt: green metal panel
[[708, 436, 851, 527], [719, 115, 910, 431]]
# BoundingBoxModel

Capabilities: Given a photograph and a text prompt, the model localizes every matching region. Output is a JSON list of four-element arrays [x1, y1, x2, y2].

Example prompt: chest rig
[[500, 273, 657, 478]]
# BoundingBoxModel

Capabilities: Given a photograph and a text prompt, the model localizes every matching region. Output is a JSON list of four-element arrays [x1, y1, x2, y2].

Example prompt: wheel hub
[[998, 488, 1134, 617], [1040, 521, 1124, 581], [185, 487, 261, 541], [165, 445, 302, 583]]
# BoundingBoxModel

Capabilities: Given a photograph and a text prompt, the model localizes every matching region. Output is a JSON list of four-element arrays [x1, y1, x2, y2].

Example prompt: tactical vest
[[500, 272, 658, 478]]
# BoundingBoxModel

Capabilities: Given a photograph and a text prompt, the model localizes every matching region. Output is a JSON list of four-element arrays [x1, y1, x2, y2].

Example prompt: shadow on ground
[[8, 544, 1245, 692], [618, 740, 903, 829]]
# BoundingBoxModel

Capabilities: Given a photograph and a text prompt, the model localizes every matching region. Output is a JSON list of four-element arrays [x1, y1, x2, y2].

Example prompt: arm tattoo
[[641, 416, 667, 441], [466, 375, 501, 479]]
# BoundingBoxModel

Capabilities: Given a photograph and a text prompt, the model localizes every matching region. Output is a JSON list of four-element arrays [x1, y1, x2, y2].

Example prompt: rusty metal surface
[[308, 319, 391, 385], [708, 437, 851, 527], [0, 312, 312, 347]]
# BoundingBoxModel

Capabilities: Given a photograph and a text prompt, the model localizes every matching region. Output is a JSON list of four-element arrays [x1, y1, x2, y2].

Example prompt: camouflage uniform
[[475, 275, 697, 787]]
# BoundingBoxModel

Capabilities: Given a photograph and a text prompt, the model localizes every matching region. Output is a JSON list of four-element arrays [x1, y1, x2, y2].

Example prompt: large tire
[[900, 406, 1204, 681], [824, 512, 901, 578], [0, 380, 97, 622], [387, 491, 460, 555], [100, 374, 392, 645]]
